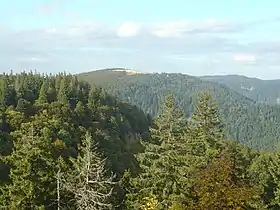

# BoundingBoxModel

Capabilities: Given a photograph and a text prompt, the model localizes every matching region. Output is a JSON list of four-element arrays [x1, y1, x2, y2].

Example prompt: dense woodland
[[80, 70, 280, 151], [201, 75, 280, 104], [1, 71, 280, 209]]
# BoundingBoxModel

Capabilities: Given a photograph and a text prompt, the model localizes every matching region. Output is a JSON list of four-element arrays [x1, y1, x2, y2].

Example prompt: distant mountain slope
[[201, 75, 280, 104], [78, 69, 280, 151], [78, 68, 146, 86]]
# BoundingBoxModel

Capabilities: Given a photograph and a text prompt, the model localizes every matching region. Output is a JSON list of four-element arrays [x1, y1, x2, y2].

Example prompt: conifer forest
[[1, 70, 280, 209]]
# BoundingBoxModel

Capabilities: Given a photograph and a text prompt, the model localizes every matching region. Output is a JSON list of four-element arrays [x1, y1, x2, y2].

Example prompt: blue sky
[[1, 0, 280, 79]]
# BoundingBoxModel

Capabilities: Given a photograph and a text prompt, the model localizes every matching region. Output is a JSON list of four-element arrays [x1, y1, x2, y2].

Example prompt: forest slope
[[3, 72, 280, 209], [201, 75, 280, 104], [78, 70, 280, 151]]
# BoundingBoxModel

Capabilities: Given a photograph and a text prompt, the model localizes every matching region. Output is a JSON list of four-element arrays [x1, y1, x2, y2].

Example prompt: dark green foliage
[[0, 72, 150, 209], [0, 75, 16, 108], [1, 125, 58, 209], [125, 93, 227, 209], [249, 152, 277, 209], [37, 80, 48, 104], [57, 77, 68, 104], [1, 70, 280, 209], [189, 92, 223, 159], [201, 74, 280, 104], [78, 70, 280, 151], [191, 92, 224, 140], [125, 94, 189, 209]]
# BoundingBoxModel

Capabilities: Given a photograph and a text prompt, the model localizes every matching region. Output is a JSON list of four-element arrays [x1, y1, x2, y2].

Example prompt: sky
[[1, 0, 280, 79]]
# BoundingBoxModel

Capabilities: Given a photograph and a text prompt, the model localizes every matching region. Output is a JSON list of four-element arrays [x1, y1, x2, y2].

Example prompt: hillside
[[78, 69, 280, 151], [2, 71, 280, 209], [78, 68, 146, 86], [201, 75, 280, 104]]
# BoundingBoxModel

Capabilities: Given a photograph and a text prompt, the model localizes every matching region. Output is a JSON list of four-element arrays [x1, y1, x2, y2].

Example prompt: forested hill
[[0, 72, 150, 176], [0, 72, 152, 208], [78, 68, 144, 86], [78, 69, 280, 151], [201, 75, 280, 104], [3, 71, 280, 209]]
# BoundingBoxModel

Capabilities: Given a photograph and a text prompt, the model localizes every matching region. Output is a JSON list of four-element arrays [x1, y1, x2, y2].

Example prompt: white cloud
[[151, 19, 236, 38], [44, 22, 102, 37], [1, 18, 280, 78], [151, 22, 187, 38], [233, 53, 257, 62], [117, 21, 142, 37], [17, 56, 49, 63]]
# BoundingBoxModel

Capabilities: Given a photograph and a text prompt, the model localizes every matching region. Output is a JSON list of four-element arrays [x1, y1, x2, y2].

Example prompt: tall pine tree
[[1, 124, 58, 209], [190, 92, 224, 159], [57, 77, 68, 104], [0, 76, 15, 108], [125, 93, 190, 209], [37, 80, 49, 104]]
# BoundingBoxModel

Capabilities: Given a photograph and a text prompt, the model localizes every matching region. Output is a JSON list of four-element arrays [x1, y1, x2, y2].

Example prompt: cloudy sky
[[0, 0, 280, 79]]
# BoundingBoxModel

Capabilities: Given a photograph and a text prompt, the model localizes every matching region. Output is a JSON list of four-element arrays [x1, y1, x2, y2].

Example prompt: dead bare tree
[[56, 168, 61, 210], [63, 132, 115, 210]]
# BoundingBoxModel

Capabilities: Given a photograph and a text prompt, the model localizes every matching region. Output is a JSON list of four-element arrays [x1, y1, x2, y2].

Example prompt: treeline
[[1, 72, 280, 209]]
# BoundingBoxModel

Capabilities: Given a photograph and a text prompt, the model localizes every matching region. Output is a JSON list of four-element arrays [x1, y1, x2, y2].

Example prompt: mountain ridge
[[78, 68, 280, 105], [200, 74, 280, 104], [77, 69, 280, 151]]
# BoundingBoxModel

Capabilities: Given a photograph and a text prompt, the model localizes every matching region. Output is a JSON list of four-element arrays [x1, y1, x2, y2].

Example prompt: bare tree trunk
[[62, 132, 115, 210], [56, 168, 61, 210]]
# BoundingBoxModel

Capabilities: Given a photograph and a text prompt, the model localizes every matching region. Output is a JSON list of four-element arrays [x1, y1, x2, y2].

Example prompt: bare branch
[[61, 132, 115, 210]]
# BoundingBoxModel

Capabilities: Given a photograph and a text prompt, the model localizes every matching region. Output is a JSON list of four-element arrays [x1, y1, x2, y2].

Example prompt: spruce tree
[[126, 93, 189, 209], [190, 92, 224, 158], [57, 77, 68, 104], [249, 152, 276, 208], [47, 84, 57, 103], [1, 124, 58, 209], [37, 80, 48, 104], [0, 76, 14, 108], [267, 152, 280, 207]]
